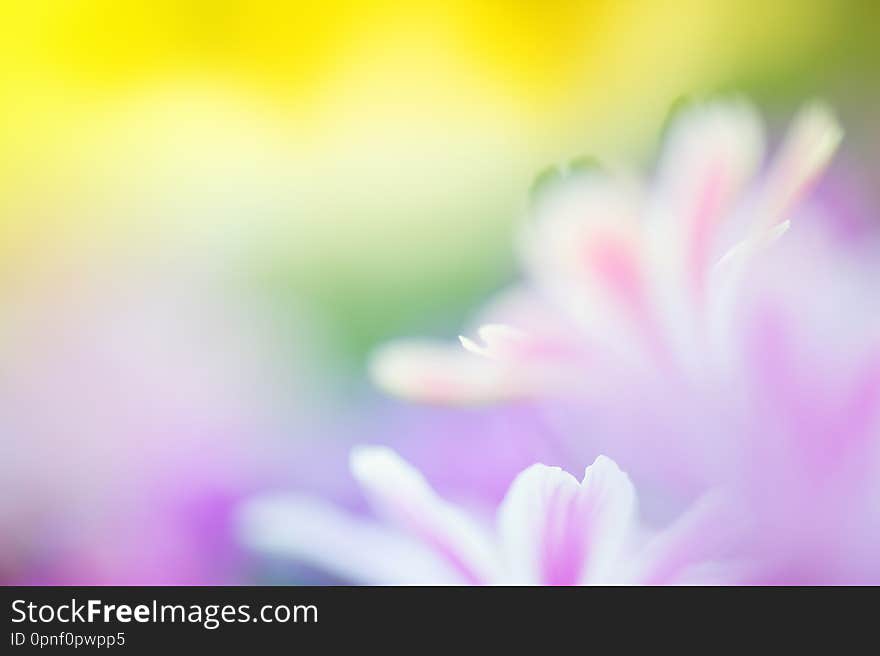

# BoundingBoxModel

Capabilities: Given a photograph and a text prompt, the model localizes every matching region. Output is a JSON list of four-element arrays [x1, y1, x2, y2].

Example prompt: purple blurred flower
[[369, 100, 843, 405], [250, 99, 880, 584], [242, 447, 729, 585]]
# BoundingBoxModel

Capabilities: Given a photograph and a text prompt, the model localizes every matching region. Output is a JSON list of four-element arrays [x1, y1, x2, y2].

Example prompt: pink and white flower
[[359, 98, 880, 583], [369, 100, 843, 404], [239, 447, 733, 585]]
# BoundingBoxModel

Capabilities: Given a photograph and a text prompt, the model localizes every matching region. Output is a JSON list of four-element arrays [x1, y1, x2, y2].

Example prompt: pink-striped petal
[[496, 456, 637, 585], [650, 100, 764, 306]]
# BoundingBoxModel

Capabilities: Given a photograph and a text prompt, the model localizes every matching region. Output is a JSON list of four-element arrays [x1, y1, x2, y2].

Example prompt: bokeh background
[[1, 0, 878, 584]]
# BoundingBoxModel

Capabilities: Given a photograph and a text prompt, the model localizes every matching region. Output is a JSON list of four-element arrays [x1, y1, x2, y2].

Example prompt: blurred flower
[[370, 99, 843, 403], [241, 447, 729, 585], [368, 100, 847, 503], [362, 99, 880, 583]]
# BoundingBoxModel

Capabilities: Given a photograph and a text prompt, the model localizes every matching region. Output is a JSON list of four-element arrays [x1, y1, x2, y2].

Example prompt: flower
[[240, 447, 731, 585], [361, 98, 880, 583], [369, 99, 843, 403], [365, 98, 855, 505]]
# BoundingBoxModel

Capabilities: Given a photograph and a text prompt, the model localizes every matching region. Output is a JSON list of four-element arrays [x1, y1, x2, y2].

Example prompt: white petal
[[350, 446, 500, 584], [649, 99, 765, 303], [520, 174, 676, 368], [468, 285, 596, 379], [708, 103, 840, 329], [368, 338, 524, 404], [459, 323, 529, 360], [238, 494, 464, 585], [653, 99, 764, 228], [496, 456, 638, 585], [520, 174, 645, 297], [712, 219, 791, 287], [752, 101, 842, 235]]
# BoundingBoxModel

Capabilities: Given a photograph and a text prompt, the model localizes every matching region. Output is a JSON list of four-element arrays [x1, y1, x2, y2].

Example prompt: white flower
[[239, 447, 730, 585], [369, 100, 843, 403]]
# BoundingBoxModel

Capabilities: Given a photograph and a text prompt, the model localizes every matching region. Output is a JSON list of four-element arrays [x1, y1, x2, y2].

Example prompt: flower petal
[[520, 174, 671, 368], [752, 101, 842, 235], [350, 446, 500, 584], [238, 494, 464, 585], [650, 100, 764, 305], [368, 339, 523, 404], [496, 455, 637, 585], [521, 174, 644, 310], [625, 492, 749, 585], [459, 324, 529, 360]]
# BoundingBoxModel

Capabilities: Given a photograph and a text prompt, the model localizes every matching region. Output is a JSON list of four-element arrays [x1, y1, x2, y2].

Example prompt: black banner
[[0, 586, 860, 652]]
